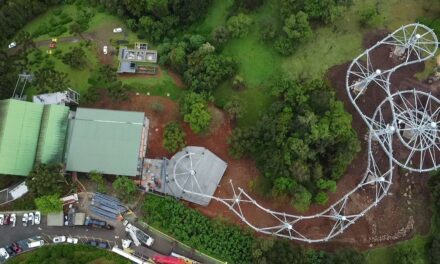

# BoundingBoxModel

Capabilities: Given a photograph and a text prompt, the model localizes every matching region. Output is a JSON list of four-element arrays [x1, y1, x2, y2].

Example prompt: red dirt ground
[[86, 29, 435, 251]]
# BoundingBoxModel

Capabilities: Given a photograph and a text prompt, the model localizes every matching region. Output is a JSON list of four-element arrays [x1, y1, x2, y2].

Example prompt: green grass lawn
[[27, 41, 99, 96], [119, 69, 184, 100], [192, 0, 233, 36], [197, 0, 440, 127], [19, 5, 125, 42]]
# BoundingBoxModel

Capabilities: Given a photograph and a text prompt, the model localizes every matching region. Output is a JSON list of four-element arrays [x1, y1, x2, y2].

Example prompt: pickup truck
[[85, 217, 114, 230]]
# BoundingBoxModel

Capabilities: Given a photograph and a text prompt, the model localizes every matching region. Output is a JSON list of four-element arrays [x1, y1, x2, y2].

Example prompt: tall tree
[[26, 163, 68, 197], [35, 194, 63, 214]]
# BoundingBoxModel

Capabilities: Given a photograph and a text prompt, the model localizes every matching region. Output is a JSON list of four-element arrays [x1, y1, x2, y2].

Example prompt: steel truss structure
[[171, 23, 440, 242]]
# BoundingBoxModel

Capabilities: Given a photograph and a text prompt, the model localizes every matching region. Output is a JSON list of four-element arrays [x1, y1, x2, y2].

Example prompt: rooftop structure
[[0, 100, 43, 176], [146, 146, 227, 206], [64, 108, 148, 176], [36, 105, 69, 164], [33, 89, 79, 105], [47, 212, 64, 226], [0, 100, 69, 176], [117, 43, 158, 74]]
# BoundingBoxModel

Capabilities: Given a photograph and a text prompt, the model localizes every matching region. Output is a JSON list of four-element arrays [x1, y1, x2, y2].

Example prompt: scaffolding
[[171, 23, 440, 242]]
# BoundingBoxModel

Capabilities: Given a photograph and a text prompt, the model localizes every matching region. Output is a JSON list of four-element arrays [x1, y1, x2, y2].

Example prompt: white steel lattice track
[[171, 23, 440, 242]]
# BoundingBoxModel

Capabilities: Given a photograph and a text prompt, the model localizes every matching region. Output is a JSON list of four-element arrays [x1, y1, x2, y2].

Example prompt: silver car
[[22, 213, 28, 227]]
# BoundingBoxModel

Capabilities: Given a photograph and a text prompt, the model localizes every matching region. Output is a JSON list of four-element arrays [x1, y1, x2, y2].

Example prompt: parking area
[[0, 193, 212, 264]]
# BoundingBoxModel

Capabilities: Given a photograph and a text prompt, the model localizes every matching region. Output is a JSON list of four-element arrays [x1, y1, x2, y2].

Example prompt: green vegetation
[[112, 176, 138, 203], [89, 171, 107, 193], [26, 163, 69, 198], [143, 194, 366, 264], [35, 194, 63, 214], [27, 40, 98, 97], [229, 77, 360, 210], [180, 92, 212, 134], [163, 122, 186, 153], [7, 244, 130, 264]]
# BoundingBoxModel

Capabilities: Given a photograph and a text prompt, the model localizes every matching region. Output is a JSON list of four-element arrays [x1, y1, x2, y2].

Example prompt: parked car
[[22, 213, 28, 226], [8, 42, 16, 49], [98, 242, 109, 249], [4, 214, 10, 225], [27, 240, 44, 248], [5, 246, 15, 257], [85, 217, 114, 230], [67, 237, 78, 244], [113, 28, 123, 33], [0, 248, 9, 260], [103, 45, 108, 55], [34, 212, 41, 225], [53, 236, 66, 243], [10, 214, 16, 227], [28, 212, 34, 225], [88, 240, 98, 247], [10, 243, 22, 254], [0, 214, 4, 225]]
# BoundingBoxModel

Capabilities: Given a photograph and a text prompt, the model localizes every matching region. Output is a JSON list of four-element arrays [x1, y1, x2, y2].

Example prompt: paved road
[[0, 213, 209, 263]]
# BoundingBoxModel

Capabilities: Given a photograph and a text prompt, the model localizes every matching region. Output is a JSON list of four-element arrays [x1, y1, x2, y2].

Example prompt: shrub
[[393, 244, 423, 264], [226, 13, 253, 38], [163, 122, 186, 153], [181, 92, 212, 134], [359, 7, 382, 28], [35, 194, 63, 214], [314, 191, 329, 205], [112, 176, 138, 203], [291, 185, 312, 212]]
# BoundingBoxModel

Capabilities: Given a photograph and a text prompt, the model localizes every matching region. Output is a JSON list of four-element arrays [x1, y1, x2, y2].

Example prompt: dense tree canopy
[[62, 47, 87, 69], [229, 76, 360, 209], [89, 0, 212, 43], [183, 43, 237, 92], [26, 163, 69, 198], [0, 0, 62, 46]]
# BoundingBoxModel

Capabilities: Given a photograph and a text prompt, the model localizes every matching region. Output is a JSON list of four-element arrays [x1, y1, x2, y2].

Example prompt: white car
[[67, 237, 78, 244], [10, 214, 16, 227], [28, 212, 34, 225], [53, 236, 66, 243], [113, 28, 123, 33], [103, 45, 108, 55], [22, 213, 28, 226], [34, 212, 41, 225], [8, 42, 16, 49], [0, 248, 9, 259], [0, 214, 4, 225]]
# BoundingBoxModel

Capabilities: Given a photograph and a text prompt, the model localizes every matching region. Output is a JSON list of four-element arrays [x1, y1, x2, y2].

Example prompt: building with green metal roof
[[36, 105, 70, 165], [0, 99, 147, 177], [0, 100, 70, 176], [0, 100, 44, 176], [64, 108, 147, 176]]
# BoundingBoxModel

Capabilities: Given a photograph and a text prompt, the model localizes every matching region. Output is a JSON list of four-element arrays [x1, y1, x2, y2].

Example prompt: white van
[[27, 240, 44, 248]]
